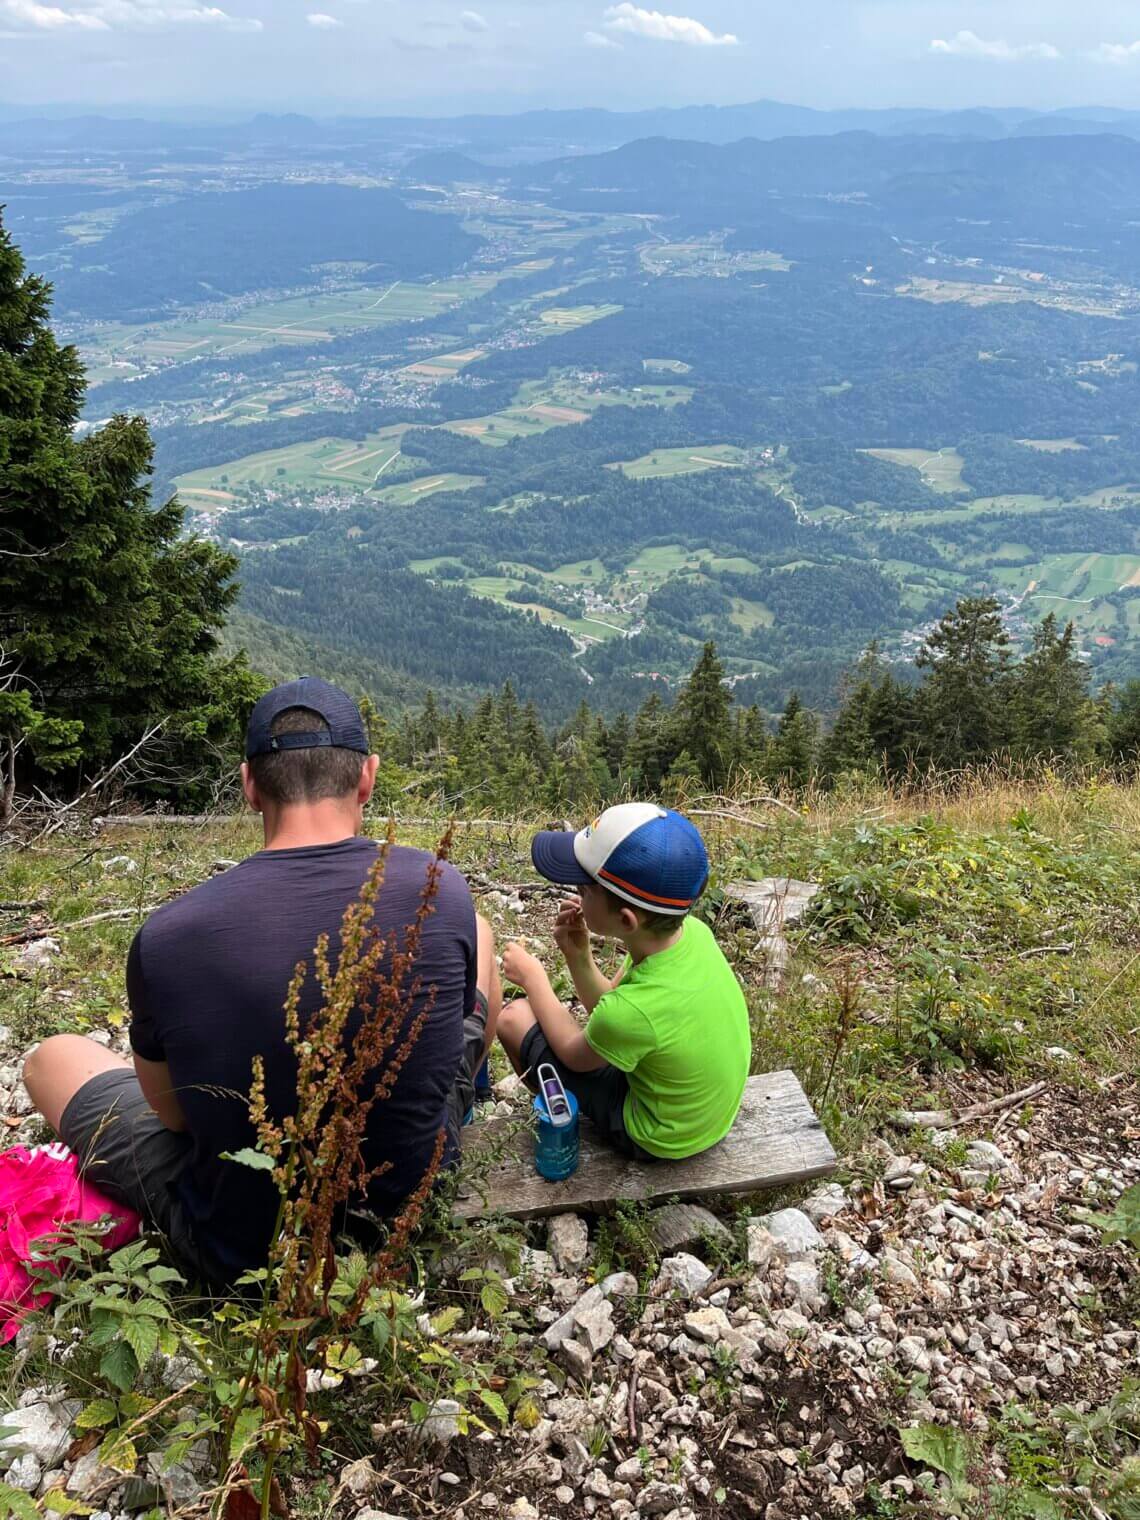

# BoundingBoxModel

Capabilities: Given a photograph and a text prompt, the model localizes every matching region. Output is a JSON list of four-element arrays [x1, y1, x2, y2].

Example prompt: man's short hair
[[247, 707, 366, 805]]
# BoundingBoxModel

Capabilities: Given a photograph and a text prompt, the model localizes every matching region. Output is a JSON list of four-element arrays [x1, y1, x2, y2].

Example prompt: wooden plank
[[454, 1070, 837, 1221]]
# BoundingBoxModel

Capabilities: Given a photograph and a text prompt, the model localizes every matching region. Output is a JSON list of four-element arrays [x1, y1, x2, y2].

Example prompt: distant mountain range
[[8, 99, 1140, 161]]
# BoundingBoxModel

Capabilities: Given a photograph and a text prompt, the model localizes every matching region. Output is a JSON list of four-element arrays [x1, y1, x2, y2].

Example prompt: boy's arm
[[502, 943, 608, 1074], [554, 897, 626, 1013]]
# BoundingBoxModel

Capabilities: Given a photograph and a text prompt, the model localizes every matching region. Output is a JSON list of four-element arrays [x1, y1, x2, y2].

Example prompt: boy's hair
[[599, 884, 687, 936], [247, 707, 366, 805]]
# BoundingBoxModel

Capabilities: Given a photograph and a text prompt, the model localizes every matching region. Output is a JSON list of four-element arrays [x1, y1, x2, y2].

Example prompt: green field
[[175, 427, 409, 500], [863, 446, 967, 492], [375, 473, 483, 505], [537, 303, 623, 328], [642, 358, 692, 375], [609, 444, 746, 479], [79, 274, 504, 382], [443, 379, 691, 448], [1017, 438, 1088, 453]]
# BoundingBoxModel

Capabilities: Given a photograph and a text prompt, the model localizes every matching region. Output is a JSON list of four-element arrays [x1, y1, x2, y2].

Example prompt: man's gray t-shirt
[[127, 837, 476, 1280]]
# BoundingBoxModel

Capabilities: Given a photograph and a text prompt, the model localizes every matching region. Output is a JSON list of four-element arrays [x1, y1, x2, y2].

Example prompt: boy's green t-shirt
[[583, 917, 751, 1159]]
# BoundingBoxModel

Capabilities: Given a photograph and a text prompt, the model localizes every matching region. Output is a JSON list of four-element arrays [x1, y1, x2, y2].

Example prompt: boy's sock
[[474, 1056, 492, 1101]]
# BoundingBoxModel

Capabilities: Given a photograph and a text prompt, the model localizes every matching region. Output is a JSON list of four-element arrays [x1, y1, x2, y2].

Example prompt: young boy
[[499, 802, 751, 1161]]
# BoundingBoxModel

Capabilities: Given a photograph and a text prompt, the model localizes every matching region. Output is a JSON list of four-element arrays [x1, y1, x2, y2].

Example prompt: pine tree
[[1011, 614, 1100, 761], [914, 597, 1013, 768], [0, 214, 255, 822], [675, 641, 733, 788], [822, 644, 918, 781], [768, 692, 819, 787], [626, 692, 670, 793]]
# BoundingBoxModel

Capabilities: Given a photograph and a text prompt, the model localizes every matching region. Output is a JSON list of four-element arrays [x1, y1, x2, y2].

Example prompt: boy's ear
[[618, 904, 641, 933]]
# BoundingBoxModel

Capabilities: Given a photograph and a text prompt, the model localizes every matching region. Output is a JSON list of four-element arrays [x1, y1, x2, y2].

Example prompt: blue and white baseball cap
[[531, 803, 709, 916]]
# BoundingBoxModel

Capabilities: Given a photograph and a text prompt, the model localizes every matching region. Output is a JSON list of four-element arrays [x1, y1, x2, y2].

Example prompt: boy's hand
[[553, 896, 590, 961], [502, 941, 546, 993]]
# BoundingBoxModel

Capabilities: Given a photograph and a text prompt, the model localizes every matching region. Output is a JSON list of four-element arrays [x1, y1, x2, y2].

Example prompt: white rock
[[4, 1454, 40, 1493], [547, 1214, 589, 1270], [966, 1140, 1010, 1173], [421, 1398, 463, 1443], [13, 939, 60, 972], [559, 1339, 593, 1380], [801, 1183, 848, 1224], [574, 1300, 615, 1355], [655, 1253, 713, 1298], [100, 856, 137, 875], [880, 1254, 920, 1291], [772, 1308, 811, 1337], [897, 1336, 932, 1373], [356, 1511, 407, 1520], [614, 1457, 643, 1482], [783, 1260, 824, 1311], [684, 1307, 732, 1345], [599, 1271, 638, 1299], [508, 1500, 540, 1520], [748, 1208, 823, 1263], [518, 1247, 556, 1281], [543, 1286, 604, 1351], [0, 1402, 80, 1466]]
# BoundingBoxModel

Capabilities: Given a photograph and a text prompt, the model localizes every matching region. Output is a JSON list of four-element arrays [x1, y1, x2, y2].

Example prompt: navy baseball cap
[[531, 803, 709, 916], [245, 677, 370, 760]]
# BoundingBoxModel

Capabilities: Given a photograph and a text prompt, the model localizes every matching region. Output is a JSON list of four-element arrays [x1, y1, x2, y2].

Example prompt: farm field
[[174, 426, 409, 499], [863, 446, 966, 492], [609, 443, 747, 479], [537, 303, 623, 328], [78, 274, 505, 382], [442, 379, 691, 446], [375, 472, 484, 505]]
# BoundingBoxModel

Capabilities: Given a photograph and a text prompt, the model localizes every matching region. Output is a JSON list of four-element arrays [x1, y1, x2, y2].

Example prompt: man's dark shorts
[[519, 1023, 657, 1162], [60, 989, 491, 1278]]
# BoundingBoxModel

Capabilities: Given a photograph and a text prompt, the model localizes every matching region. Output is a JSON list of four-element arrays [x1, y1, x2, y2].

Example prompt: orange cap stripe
[[597, 867, 692, 908]]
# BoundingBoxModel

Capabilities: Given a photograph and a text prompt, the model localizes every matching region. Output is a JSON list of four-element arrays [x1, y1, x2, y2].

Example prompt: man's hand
[[553, 896, 590, 961], [502, 941, 548, 993]]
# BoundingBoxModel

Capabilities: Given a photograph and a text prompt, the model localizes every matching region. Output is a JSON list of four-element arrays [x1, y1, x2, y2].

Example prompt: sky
[[4, 0, 1140, 116]]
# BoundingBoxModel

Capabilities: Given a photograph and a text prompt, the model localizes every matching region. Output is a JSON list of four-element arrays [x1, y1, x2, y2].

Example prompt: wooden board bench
[[454, 1069, 837, 1221]]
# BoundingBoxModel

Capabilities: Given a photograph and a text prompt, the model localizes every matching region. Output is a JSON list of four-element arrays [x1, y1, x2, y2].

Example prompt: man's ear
[[240, 762, 262, 814], [358, 754, 380, 806]]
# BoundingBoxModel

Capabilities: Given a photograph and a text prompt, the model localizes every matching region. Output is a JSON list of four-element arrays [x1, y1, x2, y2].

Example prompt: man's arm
[[133, 1053, 188, 1133], [127, 930, 187, 1133]]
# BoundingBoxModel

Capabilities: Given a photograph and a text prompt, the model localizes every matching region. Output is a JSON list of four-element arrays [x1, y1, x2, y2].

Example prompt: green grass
[[175, 428, 409, 499], [862, 446, 967, 492], [608, 444, 746, 479], [536, 303, 623, 328], [79, 274, 505, 381], [374, 473, 484, 505], [442, 379, 691, 448]]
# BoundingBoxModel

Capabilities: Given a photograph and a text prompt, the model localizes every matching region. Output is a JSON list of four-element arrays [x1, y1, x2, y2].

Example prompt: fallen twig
[[890, 1080, 1047, 1131], [1017, 943, 1075, 959], [688, 808, 773, 831], [38, 723, 167, 840], [2, 905, 159, 946], [627, 1365, 639, 1443]]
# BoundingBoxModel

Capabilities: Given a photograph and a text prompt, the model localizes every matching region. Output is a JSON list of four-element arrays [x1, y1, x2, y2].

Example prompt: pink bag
[[0, 1143, 141, 1342]]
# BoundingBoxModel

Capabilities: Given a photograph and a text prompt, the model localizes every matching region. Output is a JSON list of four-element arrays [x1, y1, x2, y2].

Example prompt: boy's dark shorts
[[59, 989, 492, 1278], [519, 1023, 657, 1162]]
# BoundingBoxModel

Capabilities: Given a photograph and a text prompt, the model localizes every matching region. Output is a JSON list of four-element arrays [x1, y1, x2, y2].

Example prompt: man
[[23, 678, 499, 1285]]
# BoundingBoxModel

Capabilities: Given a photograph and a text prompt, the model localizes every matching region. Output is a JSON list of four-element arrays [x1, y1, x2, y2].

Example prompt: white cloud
[[460, 8, 487, 32], [1, 0, 107, 25], [306, 10, 341, 26], [602, 3, 738, 48], [1092, 40, 1140, 65], [930, 30, 1059, 61], [2, 0, 261, 27], [584, 27, 619, 48]]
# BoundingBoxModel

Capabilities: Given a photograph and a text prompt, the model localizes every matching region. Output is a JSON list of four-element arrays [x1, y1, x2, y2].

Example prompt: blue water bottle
[[534, 1064, 580, 1181]]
